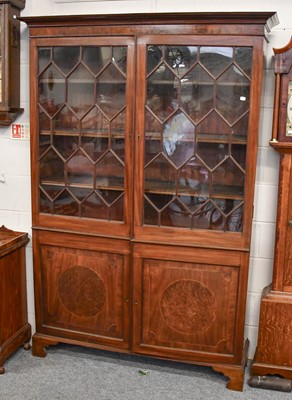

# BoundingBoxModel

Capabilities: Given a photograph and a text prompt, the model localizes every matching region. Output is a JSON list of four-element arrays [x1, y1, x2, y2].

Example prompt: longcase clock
[[251, 36, 292, 378]]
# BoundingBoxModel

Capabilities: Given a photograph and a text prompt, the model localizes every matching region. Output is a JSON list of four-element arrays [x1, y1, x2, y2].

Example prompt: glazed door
[[31, 37, 135, 237], [134, 36, 263, 249]]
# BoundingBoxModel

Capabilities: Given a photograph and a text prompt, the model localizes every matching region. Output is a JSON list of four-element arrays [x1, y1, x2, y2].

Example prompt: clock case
[[251, 37, 292, 379], [0, 0, 25, 126]]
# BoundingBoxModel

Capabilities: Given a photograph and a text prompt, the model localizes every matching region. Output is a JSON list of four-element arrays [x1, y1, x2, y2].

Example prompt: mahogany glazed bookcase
[[22, 12, 278, 391]]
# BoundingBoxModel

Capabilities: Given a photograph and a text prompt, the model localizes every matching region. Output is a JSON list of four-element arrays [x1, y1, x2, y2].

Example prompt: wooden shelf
[[40, 129, 125, 138], [146, 131, 247, 145], [144, 180, 244, 200]]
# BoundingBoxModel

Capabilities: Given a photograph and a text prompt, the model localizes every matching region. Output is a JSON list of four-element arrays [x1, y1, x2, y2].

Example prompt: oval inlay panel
[[160, 280, 215, 334], [58, 266, 106, 317]]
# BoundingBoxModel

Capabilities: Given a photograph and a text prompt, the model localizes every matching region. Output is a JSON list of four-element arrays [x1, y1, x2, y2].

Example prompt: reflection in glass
[[97, 63, 126, 119], [38, 48, 51, 74], [200, 47, 232, 77], [165, 46, 198, 73], [163, 113, 195, 167], [182, 65, 214, 123], [40, 149, 64, 184], [95, 152, 124, 189], [147, 69, 179, 122], [235, 47, 253, 77], [39, 134, 51, 157], [83, 46, 110, 75], [67, 151, 94, 186], [144, 44, 252, 232], [53, 47, 80, 75], [54, 190, 79, 216], [39, 65, 65, 116], [216, 66, 250, 124], [53, 136, 79, 160], [68, 65, 95, 117]]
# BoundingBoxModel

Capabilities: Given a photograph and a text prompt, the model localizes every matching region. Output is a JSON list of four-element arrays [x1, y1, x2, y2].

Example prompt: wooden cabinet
[[0, 0, 25, 125], [251, 37, 292, 379], [0, 226, 31, 374], [22, 12, 278, 391]]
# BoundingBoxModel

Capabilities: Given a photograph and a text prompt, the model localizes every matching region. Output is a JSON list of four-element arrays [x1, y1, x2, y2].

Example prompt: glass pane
[[68, 187, 92, 201], [38, 48, 51, 74], [83, 46, 110, 75], [54, 190, 79, 216], [109, 192, 124, 221], [232, 114, 249, 141], [216, 65, 250, 124], [97, 63, 126, 119], [165, 46, 198, 73], [147, 64, 179, 121], [143, 45, 250, 232], [81, 192, 109, 220], [95, 152, 124, 189], [161, 199, 192, 228], [235, 47, 253, 77], [40, 149, 64, 184], [147, 46, 163, 74], [145, 154, 177, 194], [163, 113, 195, 167], [200, 47, 232, 77], [40, 190, 52, 214], [67, 151, 94, 186], [178, 157, 209, 196], [53, 106, 79, 133], [182, 64, 214, 122], [196, 111, 232, 141], [39, 65, 65, 116], [53, 135, 79, 160], [53, 47, 80, 75], [39, 134, 51, 157], [68, 65, 95, 117], [39, 107, 51, 134], [113, 47, 127, 74]]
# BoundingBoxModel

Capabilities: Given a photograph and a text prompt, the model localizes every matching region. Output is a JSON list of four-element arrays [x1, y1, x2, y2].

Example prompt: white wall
[[1, 0, 291, 358]]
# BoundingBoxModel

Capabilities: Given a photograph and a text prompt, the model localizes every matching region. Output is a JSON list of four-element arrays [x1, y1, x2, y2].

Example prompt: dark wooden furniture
[[0, 0, 25, 125], [251, 37, 292, 379], [0, 225, 31, 374], [22, 12, 278, 391]]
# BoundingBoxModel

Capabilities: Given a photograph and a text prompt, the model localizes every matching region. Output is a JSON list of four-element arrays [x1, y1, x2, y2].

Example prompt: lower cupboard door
[[35, 231, 130, 350], [132, 243, 246, 364]]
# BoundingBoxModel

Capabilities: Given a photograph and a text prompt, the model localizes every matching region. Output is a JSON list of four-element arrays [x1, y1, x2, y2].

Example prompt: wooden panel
[[34, 230, 130, 349], [254, 290, 292, 367], [21, 12, 278, 37], [132, 244, 245, 364], [0, 227, 31, 373], [283, 159, 292, 288], [0, 246, 27, 343]]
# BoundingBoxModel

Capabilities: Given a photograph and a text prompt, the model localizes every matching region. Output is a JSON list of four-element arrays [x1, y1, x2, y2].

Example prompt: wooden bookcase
[[22, 12, 278, 391]]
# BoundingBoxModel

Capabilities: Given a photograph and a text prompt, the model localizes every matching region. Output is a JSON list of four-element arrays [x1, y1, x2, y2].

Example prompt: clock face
[[287, 81, 292, 136]]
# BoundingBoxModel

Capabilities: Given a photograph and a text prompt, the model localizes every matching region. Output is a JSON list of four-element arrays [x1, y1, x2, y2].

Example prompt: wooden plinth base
[[32, 333, 249, 391], [0, 323, 31, 374], [251, 286, 292, 379]]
